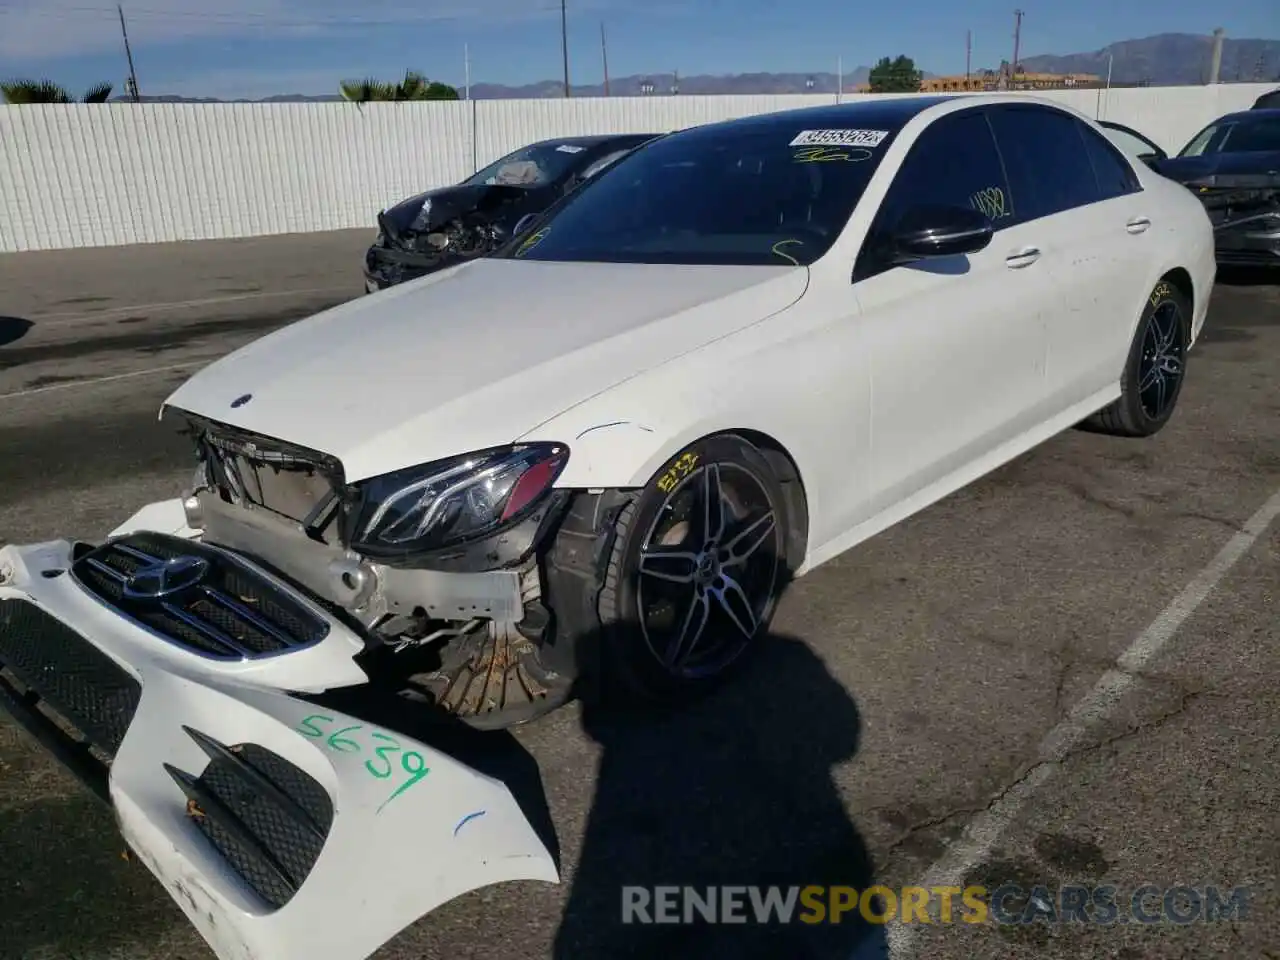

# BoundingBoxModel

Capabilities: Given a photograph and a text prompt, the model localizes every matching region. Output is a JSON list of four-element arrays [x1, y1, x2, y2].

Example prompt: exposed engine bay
[[173, 412, 577, 728]]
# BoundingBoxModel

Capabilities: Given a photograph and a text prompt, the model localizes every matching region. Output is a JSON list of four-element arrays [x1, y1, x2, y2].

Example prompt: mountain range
[[107, 33, 1279, 103]]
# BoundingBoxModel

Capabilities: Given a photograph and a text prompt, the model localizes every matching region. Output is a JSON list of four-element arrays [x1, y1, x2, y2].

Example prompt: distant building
[[856, 62, 1102, 94]]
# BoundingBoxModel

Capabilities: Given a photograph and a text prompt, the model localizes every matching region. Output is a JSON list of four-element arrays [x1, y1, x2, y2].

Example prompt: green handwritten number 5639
[[296, 715, 431, 813]]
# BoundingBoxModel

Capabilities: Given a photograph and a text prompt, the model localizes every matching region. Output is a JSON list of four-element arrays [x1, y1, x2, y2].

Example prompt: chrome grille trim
[[71, 532, 331, 662]]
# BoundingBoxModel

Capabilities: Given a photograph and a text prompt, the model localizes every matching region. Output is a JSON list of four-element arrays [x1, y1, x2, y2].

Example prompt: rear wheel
[[1085, 279, 1191, 437], [595, 434, 791, 703]]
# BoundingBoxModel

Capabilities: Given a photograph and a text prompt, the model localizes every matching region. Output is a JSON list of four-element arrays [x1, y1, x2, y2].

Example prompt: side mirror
[[512, 213, 539, 237], [890, 204, 993, 262]]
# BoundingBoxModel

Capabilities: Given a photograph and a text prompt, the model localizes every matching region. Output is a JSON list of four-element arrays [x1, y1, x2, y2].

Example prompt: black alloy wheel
[[1084, 278, 1192, 438], [1137, 298, 1187, 421], [594, 433, 793, 702]]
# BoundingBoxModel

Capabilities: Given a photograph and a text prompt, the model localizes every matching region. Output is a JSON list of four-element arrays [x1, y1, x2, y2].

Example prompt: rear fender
[[111, 675, 558, 960]]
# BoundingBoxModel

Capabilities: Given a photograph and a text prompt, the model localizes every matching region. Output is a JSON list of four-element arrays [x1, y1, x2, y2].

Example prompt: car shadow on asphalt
[[0, 315, 34, 348], [1216, 265, 1278, 287], [554, 622, 887, 960]]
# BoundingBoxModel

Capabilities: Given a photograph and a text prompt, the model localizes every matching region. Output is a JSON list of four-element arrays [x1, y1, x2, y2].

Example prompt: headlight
[[348, 443, 568, 556]]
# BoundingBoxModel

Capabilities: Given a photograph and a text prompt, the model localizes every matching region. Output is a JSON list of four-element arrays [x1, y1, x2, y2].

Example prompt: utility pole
[[600, 22, 610, 96], [560, 0, 570, 97], [118, 4, 140, 101], [464, 43, 470, 100], [965, 29, 972, 83], [837, 55, 843, 103], [1012, 9, 1024, 76]]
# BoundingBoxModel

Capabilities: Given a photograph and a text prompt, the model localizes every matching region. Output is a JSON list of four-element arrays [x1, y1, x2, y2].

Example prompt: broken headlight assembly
[[345, 443, 569, 559]]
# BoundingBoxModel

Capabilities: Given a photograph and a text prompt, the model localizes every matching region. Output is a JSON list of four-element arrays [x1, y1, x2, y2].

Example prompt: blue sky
[[0, 0, 1275, 99]]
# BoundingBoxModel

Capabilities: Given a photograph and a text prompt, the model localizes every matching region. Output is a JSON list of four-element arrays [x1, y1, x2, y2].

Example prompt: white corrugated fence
[[0, 83, 1272, 253]]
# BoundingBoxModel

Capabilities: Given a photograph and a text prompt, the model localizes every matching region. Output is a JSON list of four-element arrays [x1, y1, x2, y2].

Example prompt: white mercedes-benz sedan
[[0, 94, 1215, 960]]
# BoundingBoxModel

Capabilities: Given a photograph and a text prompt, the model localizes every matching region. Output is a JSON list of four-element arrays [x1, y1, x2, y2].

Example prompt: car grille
[[0, 598, 143, 801], [72, 532, 330, 661], [166, 726, 334, 909]]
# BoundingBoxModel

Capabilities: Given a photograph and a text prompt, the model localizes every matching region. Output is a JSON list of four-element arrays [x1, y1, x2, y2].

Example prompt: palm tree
[[1, 79, 113, 104], [339, 70, 459, 102]]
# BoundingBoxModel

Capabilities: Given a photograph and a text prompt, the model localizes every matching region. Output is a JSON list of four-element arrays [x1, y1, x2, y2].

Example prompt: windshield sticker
[[792, 146, 873, 163], [789, 128, 889, 148], [297, 714, 431, 814], [771, 239, 805, 266], [514, 226, 551, 257], [969, 186, 1012, 220], [556, 144, 586, 153]]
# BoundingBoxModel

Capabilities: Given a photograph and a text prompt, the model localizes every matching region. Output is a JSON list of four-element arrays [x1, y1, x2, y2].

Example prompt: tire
[[593, 433, 792, 704], [1084, 278, 1191, 438]]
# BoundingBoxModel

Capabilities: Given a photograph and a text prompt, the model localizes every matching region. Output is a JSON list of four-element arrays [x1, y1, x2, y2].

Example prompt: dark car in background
[[364, 133, 659, 290], [1150, 108, 1280, 268]]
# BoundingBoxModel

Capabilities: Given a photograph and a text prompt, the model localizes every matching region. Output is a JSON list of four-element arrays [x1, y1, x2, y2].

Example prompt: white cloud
[[0, 0, 604, 61]]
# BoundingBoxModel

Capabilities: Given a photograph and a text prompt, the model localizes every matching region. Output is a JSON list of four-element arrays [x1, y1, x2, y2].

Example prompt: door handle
[[1005, 247, 1041, 269], [1126, 216, 1151, 234]]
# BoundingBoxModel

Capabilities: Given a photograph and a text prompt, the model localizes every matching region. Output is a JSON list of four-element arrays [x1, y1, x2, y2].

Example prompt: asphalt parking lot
[[0, 233, 1276, 960]]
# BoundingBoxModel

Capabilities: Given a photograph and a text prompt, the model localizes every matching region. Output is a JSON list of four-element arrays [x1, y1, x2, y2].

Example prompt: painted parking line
[[30, 286, 356, 325], [0, 362, 199, 401], [886, 483, 1280, 957]]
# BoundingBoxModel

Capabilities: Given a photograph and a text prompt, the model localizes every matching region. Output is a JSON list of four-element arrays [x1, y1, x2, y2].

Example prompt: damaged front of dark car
[[1151, 109, 1280, 269], [363, 133, 659, 291]]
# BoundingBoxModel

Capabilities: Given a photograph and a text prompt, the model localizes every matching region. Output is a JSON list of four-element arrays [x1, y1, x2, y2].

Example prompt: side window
[[873, 110, 1015, 232], [1079, 122, 1142, 200], [987, 106, 1101, 221], [856, 109, 1012, 281]]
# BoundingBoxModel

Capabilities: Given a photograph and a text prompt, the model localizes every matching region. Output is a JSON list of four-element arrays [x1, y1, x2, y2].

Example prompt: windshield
[[499, 123, 896, 266], [1179, 115, 1280, 157], [462, 141, 595, 187]]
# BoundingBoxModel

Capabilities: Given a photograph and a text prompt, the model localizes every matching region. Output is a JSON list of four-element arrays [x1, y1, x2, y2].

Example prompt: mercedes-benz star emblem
[[122, 555, 211, 599], [230, 393, 253, 408]]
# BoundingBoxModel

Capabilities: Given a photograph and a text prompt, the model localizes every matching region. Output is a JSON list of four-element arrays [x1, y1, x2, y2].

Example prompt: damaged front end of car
[[174, 411, 581, 725], [0, 409, 569, 960], [365, 186, 526, 290]]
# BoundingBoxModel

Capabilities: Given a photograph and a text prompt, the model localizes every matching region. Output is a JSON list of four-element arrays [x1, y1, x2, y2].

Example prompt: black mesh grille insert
[[0, 598, 141, 756], [72, 532, 330, 660], [0, 598, 142, 802], [165, 728, 333, 910]]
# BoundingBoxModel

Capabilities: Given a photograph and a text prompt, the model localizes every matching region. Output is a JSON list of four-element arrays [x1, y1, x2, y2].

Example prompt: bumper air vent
[[165, 726, 334, 909], [0, 598, 143, 802]]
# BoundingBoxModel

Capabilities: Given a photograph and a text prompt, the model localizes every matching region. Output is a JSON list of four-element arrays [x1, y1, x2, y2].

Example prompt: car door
[[987, 104, 1153, 410], [850, 107, 1053, 516]]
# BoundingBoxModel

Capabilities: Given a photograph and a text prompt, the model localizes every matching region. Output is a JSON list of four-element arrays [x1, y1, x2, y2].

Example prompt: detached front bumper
[[0, 537, 557, 960]]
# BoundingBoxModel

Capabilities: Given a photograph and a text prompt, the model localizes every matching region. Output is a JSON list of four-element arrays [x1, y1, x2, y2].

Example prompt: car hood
[[163, 257, 808, 482], [1152, 151, 1280, 183], [381, 183, 528, 234]]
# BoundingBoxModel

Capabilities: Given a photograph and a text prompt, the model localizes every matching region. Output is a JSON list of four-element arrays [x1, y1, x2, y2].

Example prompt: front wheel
[[595, 434, 791, 704], [1084, 279, 1191, 438]]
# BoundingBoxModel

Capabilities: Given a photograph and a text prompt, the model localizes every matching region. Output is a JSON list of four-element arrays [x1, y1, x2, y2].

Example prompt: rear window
[[498, 123, 899, 266]]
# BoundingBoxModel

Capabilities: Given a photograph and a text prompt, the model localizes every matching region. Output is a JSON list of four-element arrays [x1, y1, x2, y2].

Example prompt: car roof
[[1212, 108, 1280, 123], [676, 95, 962, 140]]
